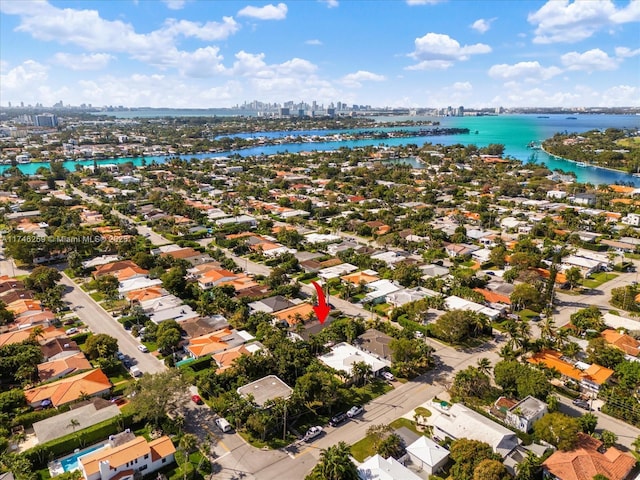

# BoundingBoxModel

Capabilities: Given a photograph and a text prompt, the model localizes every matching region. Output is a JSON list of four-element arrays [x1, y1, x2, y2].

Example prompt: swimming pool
[[59, 443, 108, 472]]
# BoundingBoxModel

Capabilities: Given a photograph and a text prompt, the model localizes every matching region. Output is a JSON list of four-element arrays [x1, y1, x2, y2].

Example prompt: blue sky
[[1, 0, 639, 109]]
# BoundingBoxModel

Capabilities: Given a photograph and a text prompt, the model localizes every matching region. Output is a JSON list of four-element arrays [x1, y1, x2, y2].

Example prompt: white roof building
[[318, 263, 358, 280], [318, 342, 390, 377], [405, 436, 449, 476], [304, 233, 342, 244], [358, 454, 423, 480], [603, 312, 640, 331], [445, 295, 501, 320], [118, 277, 163, 294], [431, 403, 519, 457], [363, 279, 402, 303]]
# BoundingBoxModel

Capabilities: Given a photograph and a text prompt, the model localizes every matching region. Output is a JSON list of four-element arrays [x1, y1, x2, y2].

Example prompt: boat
[[527, 141, 541, 150], [537, 116, 549, 118], [566, 117, 577, 120], [576, 162, 587, 167], [633, 173, 640, 178]]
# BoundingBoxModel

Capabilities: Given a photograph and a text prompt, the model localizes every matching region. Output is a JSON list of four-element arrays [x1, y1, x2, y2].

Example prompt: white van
[[130, 366, 142, 378], [215, 417, 232, 433]]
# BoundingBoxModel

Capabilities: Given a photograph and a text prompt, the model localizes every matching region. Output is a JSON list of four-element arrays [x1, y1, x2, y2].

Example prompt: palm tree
[[351, 361, 373, 387], [540, 317, 556, 347], [476, 358, 492, 376], [66, 418, 80, 433], [306, 441, 359, 480], [498, 344, 517, 361], [179, 433, 198, 454]]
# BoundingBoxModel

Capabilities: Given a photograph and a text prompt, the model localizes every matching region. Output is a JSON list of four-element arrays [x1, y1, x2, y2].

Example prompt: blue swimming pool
[[59, 443, 108, 472]]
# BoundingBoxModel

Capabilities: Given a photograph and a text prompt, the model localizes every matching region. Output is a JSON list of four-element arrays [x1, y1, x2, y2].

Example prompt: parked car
[[215, 417, 232, 433], [382, 371, 395, 382], [329, 412, 348, 427], [137, 344, 149, 353], [347, 405, 364, 418], [191, 394, 203, 405], [66, 327, 79, 335], [303, 426, 324, 441], [572, 398, 591, 410], [115, 351, 125, 360], [129, 366, 142, 378], [123, 359, 132, 368]]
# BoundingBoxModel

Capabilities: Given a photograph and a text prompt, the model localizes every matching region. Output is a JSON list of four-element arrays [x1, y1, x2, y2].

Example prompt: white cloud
[[162, 17, 240, 41], [528, 0, 640, 44], [0, 60, 48, 89], [52, 52, 114, 71], [615, 46, 640, 58], [488, 61, 562, 81], [341, 70, 386, 87], [561, 48, 618, 71], [305, 39, 323, 46], [174, 46, 226, 77], [408, 33, 491, 69], [601, 84, 639, 106], [237, 3, 288, 20], [471, 18, 495, 34], [452, 81, 472, 92], [319, 0, 338, 7], [162, 0, 187, 10]]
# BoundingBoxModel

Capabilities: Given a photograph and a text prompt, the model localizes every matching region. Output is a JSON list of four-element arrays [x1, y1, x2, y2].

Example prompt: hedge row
[[23, 409, 137, 469], [11, 404, 71, 428]]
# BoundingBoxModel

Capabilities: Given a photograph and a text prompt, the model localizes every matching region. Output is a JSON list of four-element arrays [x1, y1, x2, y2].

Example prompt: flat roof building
[[237, 375, 292, 407]]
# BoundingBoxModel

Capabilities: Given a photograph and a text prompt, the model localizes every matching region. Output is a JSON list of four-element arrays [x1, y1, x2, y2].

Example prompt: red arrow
[[311, 281, 331, 324]]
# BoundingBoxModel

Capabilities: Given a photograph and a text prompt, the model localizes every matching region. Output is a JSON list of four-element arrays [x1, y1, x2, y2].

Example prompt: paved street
[[59, 272, 166, 375]]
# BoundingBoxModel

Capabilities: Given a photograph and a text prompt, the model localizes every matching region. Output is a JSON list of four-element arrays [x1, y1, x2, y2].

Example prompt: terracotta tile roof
[[24, 368, 112, 407], [81, 436, 174, 476], [274, 303, 315, 326], [473, 288, 511, 305], [160, 247, 201, 260], [341, 271, 380, 285], [213, 344, 252, 373], [527, 350, 613, 385], [601, 329, 640, 356], [6, 299, 43, 315], [37, 352, 92, 381], [220, 275, 259, 292], [0, 326, 67, 347], [126, 286, 166, 303], [543, 433, 635, 480], [199, 268, 237, 282], [93, 260, 147, 278], [187, 328, 234, 358]]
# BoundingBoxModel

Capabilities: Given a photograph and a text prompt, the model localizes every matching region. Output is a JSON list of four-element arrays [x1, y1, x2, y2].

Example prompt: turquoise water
[[3, 114, 639, 185], [59, 443, 107, 472]]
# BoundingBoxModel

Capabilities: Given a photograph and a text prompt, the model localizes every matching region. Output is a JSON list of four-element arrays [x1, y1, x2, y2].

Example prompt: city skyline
[[1, 0, 639, 109]]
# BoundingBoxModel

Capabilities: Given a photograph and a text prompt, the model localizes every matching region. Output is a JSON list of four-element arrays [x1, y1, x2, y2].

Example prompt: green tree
[[95, 274, 120, 299], [510, 283, 543, 312], [451, 366, 492, 400], [450, 439, 501, 480], [84, 334, 119, 360], [430, 309, 486, 344], [473, 459, 510, 480], [305, 441, 359, 480], [600, 430, 617, 449], [533, 413, 580, 451], [377, 433, 405, 459], [586, 337, 625, 369], [564, 267, 583, 290], [579, 413, 598, 434], [610, 285, 639, 312], [25, 266, 61, 294], [125, 369, 188, 426]]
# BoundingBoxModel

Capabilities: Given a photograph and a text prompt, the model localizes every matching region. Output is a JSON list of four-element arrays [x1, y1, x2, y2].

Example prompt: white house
[[504, 396, 547, 433], [358, 454, 423, 480], [79, 435, 175, 480], [546, 190, 567, 200], [363, 279, 402, 304], [318, 342, 390, 378], [430, 403, 519, 457], [405, 436, 449, 476]]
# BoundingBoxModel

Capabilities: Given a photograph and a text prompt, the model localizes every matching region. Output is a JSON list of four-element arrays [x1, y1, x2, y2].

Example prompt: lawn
[[342, 380, 393, 406], [351, 434, 377, 462], [89, 292, 105, 302], [518, 309, 540, 321], [582, 272, 618, 289]]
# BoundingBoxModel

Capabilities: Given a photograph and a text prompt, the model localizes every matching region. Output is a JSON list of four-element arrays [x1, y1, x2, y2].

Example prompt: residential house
[[93, 260, 148, 281], [118, 277, 163, 295], [504, 395, 547, 432], [387, 287, 438, 308], [0, 326, 67, 348], [363, 279, 401, 304], [405, 436, 450, 476], [542, 433, 635, 480], [355, 329, 394, 361], [24, 368, 112, 408], [600, 329, 639, 357], [79, 435, 175, 480], [358, 454, 423, 480], [212, 342, 264, 373], [237, 375, 293, 408], [273, 303, 315, 326], [527, 350, 613, 393], [318, 342, 390, 378], [40, 338, 80, 361], [444, 295, 501, 320], [248, 295, 295, 314], [185, 328, 253, 359], [341, 270, 380, 286], [430, 403, 519, 457], [37, 351, 93, 381], [197, 268, 240, 290]]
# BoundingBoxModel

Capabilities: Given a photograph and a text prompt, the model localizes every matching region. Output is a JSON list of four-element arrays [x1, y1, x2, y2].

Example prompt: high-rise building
[[34, 114, 58, 127]]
